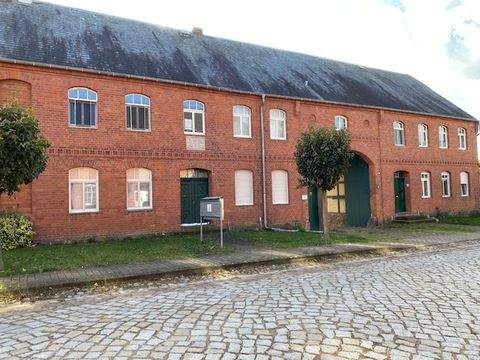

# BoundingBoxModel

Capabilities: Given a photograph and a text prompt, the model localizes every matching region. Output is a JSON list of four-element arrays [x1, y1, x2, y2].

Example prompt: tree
[[294, 126, 353, 234], [0, 102, 50, 270]]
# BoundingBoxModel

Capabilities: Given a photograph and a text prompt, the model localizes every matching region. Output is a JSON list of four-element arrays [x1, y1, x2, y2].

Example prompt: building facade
[[0, 1, 478, 242]]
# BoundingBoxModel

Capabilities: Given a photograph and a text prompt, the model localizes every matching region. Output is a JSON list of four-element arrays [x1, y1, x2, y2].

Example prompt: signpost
[[200, 196, 224, 248]]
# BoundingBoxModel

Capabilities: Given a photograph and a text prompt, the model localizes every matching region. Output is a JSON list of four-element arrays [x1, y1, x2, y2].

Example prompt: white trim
[[183, 100, 205, 135], [458, 127, 467, 150], [68, 87, 98, 129], [125, 94, 151, 132], [233, 105, 252, 138], [420, 172, 431, 198], [418, 123, 428, 147], [441, 172, 451, 198], [269, 109, 286, 140], [439, 126, 449, 149], [68, 167, 99, 214], [334, 115, 348, 131], [460, 171, 469, 197], [393, 121, 405, 146]]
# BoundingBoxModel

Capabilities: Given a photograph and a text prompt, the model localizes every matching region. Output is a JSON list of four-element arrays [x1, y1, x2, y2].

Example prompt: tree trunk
[[0, 246, 4, 272], [321, 190, 329, 235]]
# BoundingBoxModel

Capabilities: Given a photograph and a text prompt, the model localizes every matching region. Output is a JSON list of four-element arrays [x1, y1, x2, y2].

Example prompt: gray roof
[[0, 0, 475, 120]]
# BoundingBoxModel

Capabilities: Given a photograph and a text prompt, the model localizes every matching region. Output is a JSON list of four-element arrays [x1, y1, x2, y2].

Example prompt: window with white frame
[[439, 126, 448, 148], [126, 168, 152, 210], [68, 88, 97, 127], [334, 115, 347, 131], [441, 172, 451, 197], [393, 121, 405, 146], [460, 171, 469, 197], [270, 109, 286, 140], [271, 170, 289, 204], [233, 105, 251, 138], [69, 167, 99, 213], [183, 100, 205, 134], [235, 170, 253, 206], [125, 94, 150, 131], [420, 172, 431, 198], [418, 124, 428, 147], [458, 128, 467, 150]]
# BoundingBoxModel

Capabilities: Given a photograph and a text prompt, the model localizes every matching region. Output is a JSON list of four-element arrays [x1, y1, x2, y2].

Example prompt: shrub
[[0, 211, 34, 250]]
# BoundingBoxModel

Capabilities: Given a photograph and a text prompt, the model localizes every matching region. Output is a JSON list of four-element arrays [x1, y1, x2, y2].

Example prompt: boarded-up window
[[235, 170, 253, 206], [326, 177, 346, 213], [271, 170, 289, 204]]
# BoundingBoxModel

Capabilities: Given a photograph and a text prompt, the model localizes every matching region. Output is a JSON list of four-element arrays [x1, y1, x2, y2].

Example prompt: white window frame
[[233, 105, 252, 138], [269, 109, 286, 140], [68, 87, 98, 129], [125, 94, 151, 132], [235, 170, 254, 206], [393, 121, 405, 146], [68, 167, 99, 213], [418, 124, 428, 147], [183, 100, 205, 135], [458, 128, 467, 150], [126, 168, 153, 211], [441, 172, 451, 198], [460, 171, 469, 197], [420, 172, 431, 198], [271, 170, 289, 205], [334, 115, 348, 131], [439, 126, 448, 149]]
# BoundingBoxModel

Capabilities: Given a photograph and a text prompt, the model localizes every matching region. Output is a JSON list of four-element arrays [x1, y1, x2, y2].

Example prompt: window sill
[[442, 195, 451, 198], [184, 132, 205, 136], [270, 137, 287, 141], [421, 196, 431, 199], [69, 210, 99, 214], [126, 128, 152, 133], [236, 204, 254, 207], [394, 144, 405, 147], [68, 124, 98, 130], [127, 207, 153, 212], [234, 135, 252, 139], [273, 202, 289, 206]]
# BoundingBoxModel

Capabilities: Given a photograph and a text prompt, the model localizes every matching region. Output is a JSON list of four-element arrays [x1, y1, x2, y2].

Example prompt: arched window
[[233, 105, 251, 138], [334, 115, 347, 131], [126, 168, 152, 210], [271, 170, 289, 204], [441, 172, 451, 197], [460, 171, 469, 197], [235, 170, 253, 206], [418, 124, 428, 147], [69, 167, 99, 213], [393, 121, 405, 146], [183, 100, 205, 135], [439, 126, 448, 148], [420, 172, 431, 198], [68, 88, 97, 127], [458, 128, 467, 150], [125, 94, 150, 131], [270, 109, 286, 140]]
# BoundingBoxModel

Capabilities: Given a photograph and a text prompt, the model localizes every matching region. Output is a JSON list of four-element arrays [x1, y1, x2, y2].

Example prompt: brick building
[[0, 1, 478, 242]]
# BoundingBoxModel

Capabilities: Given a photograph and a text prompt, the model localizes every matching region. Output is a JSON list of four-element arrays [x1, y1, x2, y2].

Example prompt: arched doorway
[[394, 171, 408, 213], [180, 169, 209, 225], [344, 155, 371, 227]]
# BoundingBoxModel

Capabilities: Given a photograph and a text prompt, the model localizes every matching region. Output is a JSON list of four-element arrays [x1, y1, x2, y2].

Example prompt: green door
[[394, 172, 406, 213], [344, 155, 371, 227], [308, 186, 322, 231], [181, 178, 209, 224]]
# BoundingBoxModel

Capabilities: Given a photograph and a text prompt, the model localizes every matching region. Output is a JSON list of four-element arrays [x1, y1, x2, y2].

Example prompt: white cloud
[[43, 0, 480, 118]]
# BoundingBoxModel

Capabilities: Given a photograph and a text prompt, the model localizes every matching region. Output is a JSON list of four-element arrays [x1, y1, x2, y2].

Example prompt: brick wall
[[0, 62, 478, 242]]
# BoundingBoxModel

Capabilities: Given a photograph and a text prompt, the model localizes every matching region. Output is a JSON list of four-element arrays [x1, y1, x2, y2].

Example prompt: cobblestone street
[[1, 242, 480, 359]]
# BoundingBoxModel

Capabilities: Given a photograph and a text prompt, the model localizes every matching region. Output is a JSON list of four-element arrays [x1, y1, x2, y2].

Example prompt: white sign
[[301, 194, 308, 200], [186, 136, 205, 151]]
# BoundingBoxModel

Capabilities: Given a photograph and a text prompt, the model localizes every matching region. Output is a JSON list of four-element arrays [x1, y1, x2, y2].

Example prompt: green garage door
[[344, 155, 371, 227]]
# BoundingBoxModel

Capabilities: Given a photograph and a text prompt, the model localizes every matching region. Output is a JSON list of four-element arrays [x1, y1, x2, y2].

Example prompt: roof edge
[[1, 57, 477, 122]]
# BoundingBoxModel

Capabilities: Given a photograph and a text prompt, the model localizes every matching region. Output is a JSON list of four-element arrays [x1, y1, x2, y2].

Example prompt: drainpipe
[[260, 94, 268, 228]]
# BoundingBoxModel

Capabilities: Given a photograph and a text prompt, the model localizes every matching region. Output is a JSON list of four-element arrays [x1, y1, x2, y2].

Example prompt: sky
[[44, 0, 480, 119]]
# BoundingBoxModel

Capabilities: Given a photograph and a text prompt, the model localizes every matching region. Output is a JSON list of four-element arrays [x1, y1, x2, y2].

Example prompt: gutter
[[0, 57, 476, 123], [260, 94, 267, 228]]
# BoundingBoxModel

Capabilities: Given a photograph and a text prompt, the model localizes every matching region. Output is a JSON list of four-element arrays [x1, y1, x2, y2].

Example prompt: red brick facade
[[0, 62, 478, 242]]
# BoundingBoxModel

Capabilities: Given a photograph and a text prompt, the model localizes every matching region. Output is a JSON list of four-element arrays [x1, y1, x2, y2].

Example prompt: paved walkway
[[1, 240, 480, 359], [1, 231, 480, 291]]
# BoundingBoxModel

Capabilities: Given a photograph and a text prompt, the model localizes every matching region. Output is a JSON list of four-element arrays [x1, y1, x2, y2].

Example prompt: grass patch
[[229, 230, 376, 248], [0, 234, 226, 277], [436, 214, 480, 226]]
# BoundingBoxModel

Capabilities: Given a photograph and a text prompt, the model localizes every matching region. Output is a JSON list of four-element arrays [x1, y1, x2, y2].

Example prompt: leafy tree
[[295, 126, 353, 234], [0, 102, 50, 269]]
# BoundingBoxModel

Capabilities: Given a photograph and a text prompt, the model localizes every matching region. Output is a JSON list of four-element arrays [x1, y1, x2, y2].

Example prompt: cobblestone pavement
[[1, 243, 480, 359]]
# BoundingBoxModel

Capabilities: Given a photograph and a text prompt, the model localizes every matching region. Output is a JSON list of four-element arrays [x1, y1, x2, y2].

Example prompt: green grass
[[0, 234, 225, 277], [229, 230, 376, 248], [436, 214, 480, 226]]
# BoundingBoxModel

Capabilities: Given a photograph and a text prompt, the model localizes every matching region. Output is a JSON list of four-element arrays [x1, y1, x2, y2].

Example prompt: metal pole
[[220, 217, 223, 248], [200, 217, 203, 242]]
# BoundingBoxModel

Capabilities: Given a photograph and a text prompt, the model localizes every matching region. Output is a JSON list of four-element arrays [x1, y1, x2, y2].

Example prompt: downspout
[[260, 94, 268, 228]]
